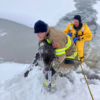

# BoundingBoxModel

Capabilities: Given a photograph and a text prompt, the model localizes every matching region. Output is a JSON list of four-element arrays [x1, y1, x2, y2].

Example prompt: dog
[[24, 42, 56, 77]]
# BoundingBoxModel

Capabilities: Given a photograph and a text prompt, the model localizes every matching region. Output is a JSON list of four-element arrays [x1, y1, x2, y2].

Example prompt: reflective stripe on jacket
[[46, 38, 77, 60]]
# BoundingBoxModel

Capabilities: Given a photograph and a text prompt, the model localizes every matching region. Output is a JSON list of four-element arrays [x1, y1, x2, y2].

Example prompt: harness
[[69, 23, 85, 37]]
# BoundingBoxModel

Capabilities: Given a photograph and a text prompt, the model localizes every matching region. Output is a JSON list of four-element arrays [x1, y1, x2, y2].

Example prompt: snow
[[93, 1, 100, 25], [0, 62, 100, 100], [0, 62, 29, 80], [0, 0, 76, 27]]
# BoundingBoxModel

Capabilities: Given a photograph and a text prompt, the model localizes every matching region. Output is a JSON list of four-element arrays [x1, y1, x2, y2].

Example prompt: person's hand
[[73, 36, 81, 42], [67, 32, 73, 37], [73, 37, 78, 42]]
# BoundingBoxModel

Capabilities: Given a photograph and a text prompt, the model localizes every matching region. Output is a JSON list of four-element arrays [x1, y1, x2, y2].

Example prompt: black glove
[[24, 70, 29, 77]]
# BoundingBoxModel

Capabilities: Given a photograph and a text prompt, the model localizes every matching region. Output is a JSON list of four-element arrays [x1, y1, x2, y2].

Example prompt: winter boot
[[78, 56, 84, 62], [43, 79, 56, 93], [80, 57, 84, 62]]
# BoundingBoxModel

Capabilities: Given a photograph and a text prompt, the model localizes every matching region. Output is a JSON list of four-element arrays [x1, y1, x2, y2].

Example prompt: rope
[[79, 61, 94, 100]]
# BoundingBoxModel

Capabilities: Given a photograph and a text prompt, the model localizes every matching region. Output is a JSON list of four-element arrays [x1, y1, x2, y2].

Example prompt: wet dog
[[24, 42, 56, 77]]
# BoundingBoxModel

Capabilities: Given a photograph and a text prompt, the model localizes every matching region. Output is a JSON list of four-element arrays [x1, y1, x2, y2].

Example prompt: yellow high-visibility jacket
[[63, 23, 92, 60]]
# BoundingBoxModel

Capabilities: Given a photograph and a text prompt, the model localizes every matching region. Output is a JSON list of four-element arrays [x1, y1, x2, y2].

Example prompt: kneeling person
[[33, 20, 78, 90]]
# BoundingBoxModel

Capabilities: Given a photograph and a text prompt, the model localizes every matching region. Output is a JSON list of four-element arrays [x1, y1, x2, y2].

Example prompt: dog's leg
[[24, 52, 39, 77]]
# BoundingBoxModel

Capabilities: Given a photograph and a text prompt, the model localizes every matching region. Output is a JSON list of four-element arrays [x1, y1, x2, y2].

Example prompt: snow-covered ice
[[0, 62, 100, 100]]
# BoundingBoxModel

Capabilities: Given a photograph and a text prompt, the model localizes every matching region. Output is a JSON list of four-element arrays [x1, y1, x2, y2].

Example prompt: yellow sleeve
[[81, 24, 92, 41], [63, 23, 72, 34]]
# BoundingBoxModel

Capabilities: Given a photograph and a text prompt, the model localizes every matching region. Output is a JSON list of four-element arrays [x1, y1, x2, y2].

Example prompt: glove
[[67, 32, 72, 37], [73, 36, 81, 42], [73, 37, 78, 42]]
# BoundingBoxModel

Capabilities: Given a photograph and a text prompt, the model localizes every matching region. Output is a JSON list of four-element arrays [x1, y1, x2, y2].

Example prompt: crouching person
[[33, 20, 78, 91]]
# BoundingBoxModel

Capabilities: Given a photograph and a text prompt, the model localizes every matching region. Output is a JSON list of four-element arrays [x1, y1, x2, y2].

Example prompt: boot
[[80, 57, 84, 62], [43, 79, 57, 93], [78, 56, 84, 62]]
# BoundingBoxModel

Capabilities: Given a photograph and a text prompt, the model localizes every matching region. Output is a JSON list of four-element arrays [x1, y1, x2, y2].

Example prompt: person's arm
[[63, 23, 71, 34], [51, 36, 72, 69], [52, 37, 66, 65], [80, 24, 92, 41]]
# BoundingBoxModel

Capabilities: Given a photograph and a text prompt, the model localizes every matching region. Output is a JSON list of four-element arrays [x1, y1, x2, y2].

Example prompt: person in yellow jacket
[[63, 15, 92, 62], [33, 20, 78, 91]]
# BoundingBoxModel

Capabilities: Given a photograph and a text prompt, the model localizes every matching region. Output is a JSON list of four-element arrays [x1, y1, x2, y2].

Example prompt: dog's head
[[34, 42, 56, 69], [42, 43, 56, 68]]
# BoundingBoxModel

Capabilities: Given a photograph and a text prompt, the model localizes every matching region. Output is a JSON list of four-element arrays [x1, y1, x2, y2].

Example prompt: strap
[[70, 25, 72, 30], [82, 27, 84, 32], [75, 30, 79, 37], [69, 24, 72, 32], [82, 27, 84, 35], [81, 23, 85, 35], [64, 59, 75, 66], [70, 23, 84, 36]]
